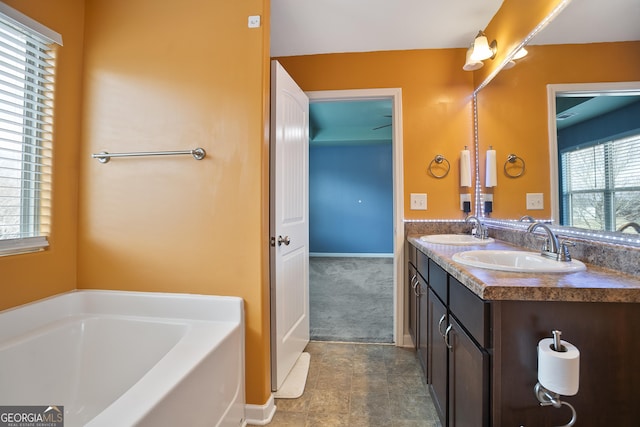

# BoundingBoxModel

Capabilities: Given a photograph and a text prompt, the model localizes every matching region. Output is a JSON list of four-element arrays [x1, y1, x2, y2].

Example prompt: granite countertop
[[407, 235, 640, 303]]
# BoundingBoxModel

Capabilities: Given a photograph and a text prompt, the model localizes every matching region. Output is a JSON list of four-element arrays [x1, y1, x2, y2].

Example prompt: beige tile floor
[[258, 341, 442, 427]]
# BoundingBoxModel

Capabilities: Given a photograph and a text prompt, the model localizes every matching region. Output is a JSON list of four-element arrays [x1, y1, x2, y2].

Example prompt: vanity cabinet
[[407, 236, 640, 426], [417, 276, 429, 374], [448, 276, 490, 427], [406, 242, 418, 349], [406, 242, 429, 374], [427, 287, 447, 422], [408, 244, 490, 427]]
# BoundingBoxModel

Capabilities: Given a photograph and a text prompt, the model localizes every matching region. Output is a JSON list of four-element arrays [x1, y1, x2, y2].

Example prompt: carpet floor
[[309, 257, 394, 343]]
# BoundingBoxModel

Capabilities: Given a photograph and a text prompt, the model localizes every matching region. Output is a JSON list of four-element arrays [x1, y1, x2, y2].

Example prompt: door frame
[[306, 88, 406, 345]]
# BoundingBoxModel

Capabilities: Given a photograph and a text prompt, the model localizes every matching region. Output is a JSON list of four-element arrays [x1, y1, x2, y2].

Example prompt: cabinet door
[[407, 263, 418, 349], [448, 316, 488, 427], [428, 289, 447, 424], [417, 279, 428, 376]]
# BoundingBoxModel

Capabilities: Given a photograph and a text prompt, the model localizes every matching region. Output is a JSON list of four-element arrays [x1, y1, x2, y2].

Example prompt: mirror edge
[[472, 0, 573, 218]]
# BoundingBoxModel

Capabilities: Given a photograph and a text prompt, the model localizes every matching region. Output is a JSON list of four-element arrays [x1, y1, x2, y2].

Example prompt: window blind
[[561, 133, 640, 231], [0, 5, 61, 255]]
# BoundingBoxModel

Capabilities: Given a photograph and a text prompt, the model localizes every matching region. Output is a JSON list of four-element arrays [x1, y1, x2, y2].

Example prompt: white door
[[270, 60, 310, 391]]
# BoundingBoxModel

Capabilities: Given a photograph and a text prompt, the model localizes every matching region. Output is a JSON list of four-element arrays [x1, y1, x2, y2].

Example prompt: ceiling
[[270, 0, 504, 57], [271, 0, 640, 57], [273, 0, 640, 144], [556, 96, 640, 130], [309, 100, 392, 145]]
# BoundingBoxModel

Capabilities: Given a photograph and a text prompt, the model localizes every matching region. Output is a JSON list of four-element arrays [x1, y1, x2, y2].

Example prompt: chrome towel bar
[[92, 147, 206, 163]]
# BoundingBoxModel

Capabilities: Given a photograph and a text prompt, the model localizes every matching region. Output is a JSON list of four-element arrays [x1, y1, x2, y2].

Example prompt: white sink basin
[[420, 234, 495, 245], [452, 250, 586, 273]]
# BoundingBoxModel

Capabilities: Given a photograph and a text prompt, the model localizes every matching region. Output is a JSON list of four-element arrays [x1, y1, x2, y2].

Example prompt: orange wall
[[276, 50, 475, 220], [77, 0, 272, 405], [0, 0, 84, 311], [477, 41, 640, 219]]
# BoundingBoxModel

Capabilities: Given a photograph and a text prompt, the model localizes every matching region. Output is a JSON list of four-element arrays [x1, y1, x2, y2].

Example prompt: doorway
[[307, 89, 405, 345]]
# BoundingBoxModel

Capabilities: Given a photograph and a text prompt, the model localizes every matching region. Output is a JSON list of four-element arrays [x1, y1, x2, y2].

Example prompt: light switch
[[410, 193, 427, 210]]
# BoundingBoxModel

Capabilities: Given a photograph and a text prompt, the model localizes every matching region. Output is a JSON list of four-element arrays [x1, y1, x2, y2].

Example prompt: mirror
[[475, 0, 640, 245]]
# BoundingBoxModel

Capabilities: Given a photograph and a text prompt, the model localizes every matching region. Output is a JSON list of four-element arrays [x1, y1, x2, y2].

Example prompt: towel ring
[[428, 154, 450, 179], [504, 154, 525, 178]]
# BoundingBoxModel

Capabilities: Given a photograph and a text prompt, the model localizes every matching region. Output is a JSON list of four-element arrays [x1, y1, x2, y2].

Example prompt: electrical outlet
[[526, 193, 544, 210], [410, 193, 427, 210], [248, 15, 261, 28], [460, 194, 471, 211]]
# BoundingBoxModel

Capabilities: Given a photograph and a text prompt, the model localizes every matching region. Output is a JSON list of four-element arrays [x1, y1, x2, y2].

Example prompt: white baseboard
[[244, 394, 276, 426], [309, 252, 393, 258]]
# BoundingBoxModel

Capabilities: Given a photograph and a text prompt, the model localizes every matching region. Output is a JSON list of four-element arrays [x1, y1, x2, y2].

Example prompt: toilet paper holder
[[534, 330, 578, 427]]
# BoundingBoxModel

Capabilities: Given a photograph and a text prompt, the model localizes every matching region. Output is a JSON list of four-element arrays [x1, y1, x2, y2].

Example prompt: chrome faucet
[[617, 222, 640, 233], [519, 215, 536, 223], [466, 215, 488, 239], [527, 222, 574, 261]]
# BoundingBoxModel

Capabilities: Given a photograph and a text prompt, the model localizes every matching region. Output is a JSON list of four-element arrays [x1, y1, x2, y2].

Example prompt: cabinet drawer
[[450, 277, 489, 348], [428, 259, 447, 303]]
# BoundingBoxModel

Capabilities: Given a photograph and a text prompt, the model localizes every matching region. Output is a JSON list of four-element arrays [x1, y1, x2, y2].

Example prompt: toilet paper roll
[[460, 149, 471, 187], [485, 149, 497, 187], [538, 337, 580, 396]]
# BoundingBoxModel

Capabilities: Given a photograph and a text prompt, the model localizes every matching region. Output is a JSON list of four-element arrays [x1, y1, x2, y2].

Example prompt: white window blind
[[561, 133, 640, 232], [0, 5, 61, 255]]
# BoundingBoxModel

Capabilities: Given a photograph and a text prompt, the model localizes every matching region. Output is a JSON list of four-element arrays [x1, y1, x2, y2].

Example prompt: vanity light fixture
[[463, 31, 498, 71], [463, 45, 484, 71], [470, 31, 497, 61], [513, 47, 528, 60], [503, 47, 529, 70]]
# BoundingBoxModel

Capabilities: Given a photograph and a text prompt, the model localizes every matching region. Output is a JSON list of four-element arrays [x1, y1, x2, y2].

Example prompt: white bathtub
[[0, 290, 245, 427]]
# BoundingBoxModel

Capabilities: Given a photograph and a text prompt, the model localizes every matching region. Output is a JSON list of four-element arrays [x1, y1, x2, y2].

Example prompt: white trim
[[0, 3, 63, 46], [309, 252, 393, 258], [244, 394, 276, 426], [546, 81, 640, 224], [307, 88, 405, 346], [0, 236, 48, 257]]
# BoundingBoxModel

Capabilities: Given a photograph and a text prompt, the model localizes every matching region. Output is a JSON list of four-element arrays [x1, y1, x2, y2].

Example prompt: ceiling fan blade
[[372, 123, 392, 130]]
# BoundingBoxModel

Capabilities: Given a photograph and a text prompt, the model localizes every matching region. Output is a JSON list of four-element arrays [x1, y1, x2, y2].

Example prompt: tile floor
[[259, 341, 442, 427]]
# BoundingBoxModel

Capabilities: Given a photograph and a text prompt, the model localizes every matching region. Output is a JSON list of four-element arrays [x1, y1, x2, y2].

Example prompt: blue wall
[[309, 142, 393, 254]]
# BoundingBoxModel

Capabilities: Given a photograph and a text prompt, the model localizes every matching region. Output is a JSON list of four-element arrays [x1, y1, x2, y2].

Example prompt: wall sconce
[[463, 30, 497, 71], [463, 45, 484, 71], [503, 47, 529, 70], [470, 31, 497, 61], [513, 47, 528, 60]]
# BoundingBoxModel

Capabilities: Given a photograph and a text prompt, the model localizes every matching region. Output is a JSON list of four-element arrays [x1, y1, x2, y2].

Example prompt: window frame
[[0, 4, 62, 256], [560, 132, 640, 232]]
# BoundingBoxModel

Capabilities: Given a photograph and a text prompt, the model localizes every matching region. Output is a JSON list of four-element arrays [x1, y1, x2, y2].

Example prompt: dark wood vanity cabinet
[[407, 262, 418, 349], [417, 277, 429, 375], [427, 287, 447, 422], [448, 316, 489, 427], [408, 244, 489, 427], [406, 242, 418, 349], [407, 240, 640, 426], [406, 241, 429, 373]]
